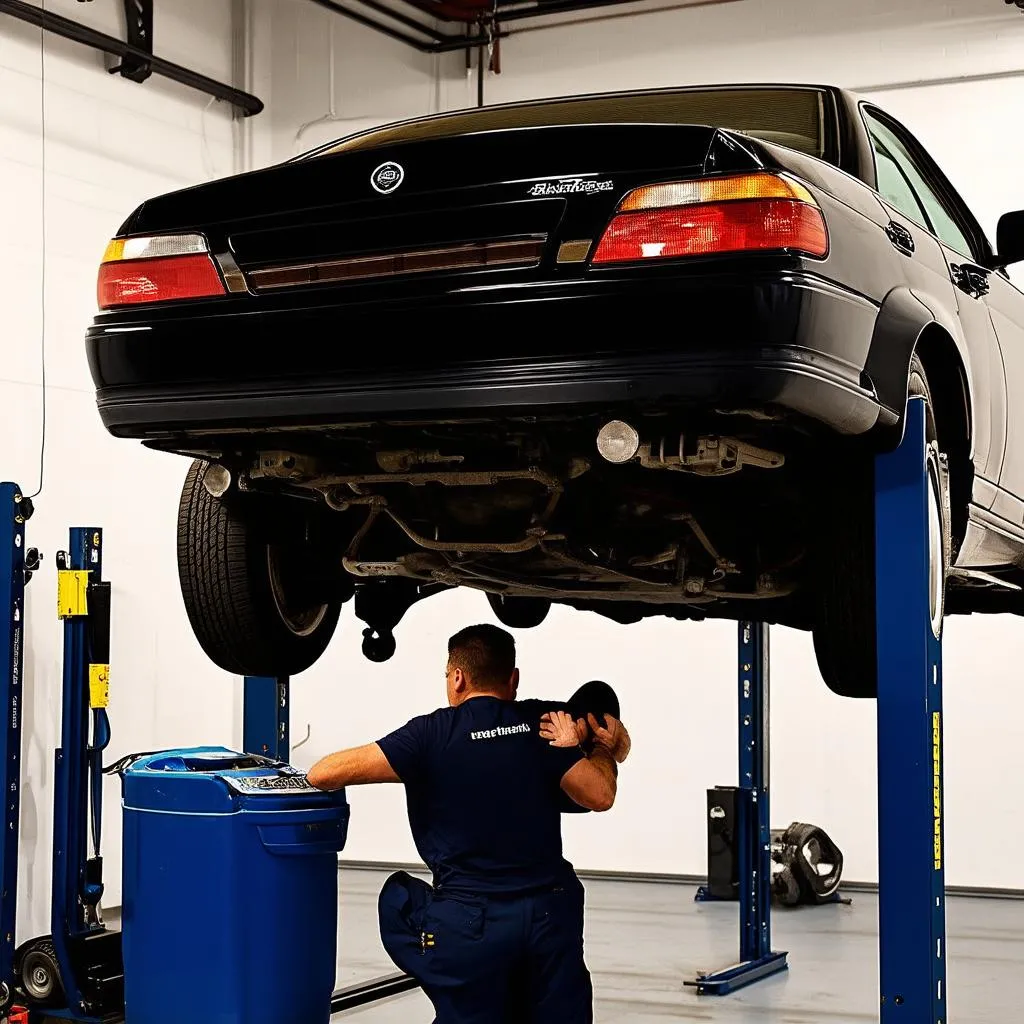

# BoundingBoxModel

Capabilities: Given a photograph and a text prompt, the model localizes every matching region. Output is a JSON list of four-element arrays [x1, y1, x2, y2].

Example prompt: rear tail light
[[592, 172, 829, 264], [97, 233, 226, 309]]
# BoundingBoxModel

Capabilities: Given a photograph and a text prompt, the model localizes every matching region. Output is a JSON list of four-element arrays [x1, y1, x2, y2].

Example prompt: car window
[[864, 110, 975, 258], [871, 138, 929, 225], [307, 87, 829, 160]]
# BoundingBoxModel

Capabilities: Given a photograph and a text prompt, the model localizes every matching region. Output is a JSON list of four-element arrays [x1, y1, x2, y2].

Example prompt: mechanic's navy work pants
[[378, 870, 594, 1023]]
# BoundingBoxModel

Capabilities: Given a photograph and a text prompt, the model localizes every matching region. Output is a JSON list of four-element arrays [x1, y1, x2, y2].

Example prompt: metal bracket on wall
[[111, 0, 153, 83], [0, 0, 263, 116]]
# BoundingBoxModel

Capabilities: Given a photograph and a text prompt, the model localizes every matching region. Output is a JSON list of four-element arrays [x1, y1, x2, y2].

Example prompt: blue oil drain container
[[120, 747, 349, 1024]]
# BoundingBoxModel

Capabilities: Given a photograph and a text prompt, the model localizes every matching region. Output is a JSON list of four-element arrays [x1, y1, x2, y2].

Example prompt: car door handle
[[885, 222, 915, 256], [950, 263, 990, 298]]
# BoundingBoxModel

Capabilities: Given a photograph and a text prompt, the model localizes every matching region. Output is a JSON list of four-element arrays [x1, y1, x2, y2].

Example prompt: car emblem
[[527, 176, 614, 197], [371, 161, 405, 195]]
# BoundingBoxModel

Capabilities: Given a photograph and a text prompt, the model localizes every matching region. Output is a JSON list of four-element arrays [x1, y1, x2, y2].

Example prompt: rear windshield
[[306, 86, 828, 161]]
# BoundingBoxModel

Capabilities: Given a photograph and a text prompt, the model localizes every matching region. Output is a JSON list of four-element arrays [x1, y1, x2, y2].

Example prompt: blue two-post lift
[[683, 397, 946, 1022], [0, 393, 944, 1023], [245, 398, 946, 1022]]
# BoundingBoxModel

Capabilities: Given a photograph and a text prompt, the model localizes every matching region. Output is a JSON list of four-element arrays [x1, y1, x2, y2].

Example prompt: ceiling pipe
[[310, 0, 449, 41], [494, 0, 743, 24], [303, 0, 744, 53], [308, 0, 449, 47]]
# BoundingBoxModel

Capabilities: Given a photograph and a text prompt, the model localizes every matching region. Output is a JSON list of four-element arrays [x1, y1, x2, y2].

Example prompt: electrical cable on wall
[[27, 0, 47, 499]]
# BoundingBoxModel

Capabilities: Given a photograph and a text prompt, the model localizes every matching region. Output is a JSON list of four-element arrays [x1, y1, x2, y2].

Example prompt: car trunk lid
[[127, 123, 731, 292]]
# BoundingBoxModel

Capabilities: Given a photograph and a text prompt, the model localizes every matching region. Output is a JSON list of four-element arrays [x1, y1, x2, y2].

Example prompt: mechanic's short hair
[[448, 624, 516, 690]]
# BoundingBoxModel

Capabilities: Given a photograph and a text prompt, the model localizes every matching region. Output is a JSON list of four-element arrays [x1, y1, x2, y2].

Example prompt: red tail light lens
[[592, 173, 828, 265], [97, 233, 226, 309]]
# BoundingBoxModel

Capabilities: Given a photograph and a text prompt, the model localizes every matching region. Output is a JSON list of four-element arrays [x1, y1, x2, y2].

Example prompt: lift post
[[689, 621, 788, 995], [874, 396, 946, 1023], [0, 484, 32, 1010], [43, 527, 122, 1021], [242, 676, 290, 761]]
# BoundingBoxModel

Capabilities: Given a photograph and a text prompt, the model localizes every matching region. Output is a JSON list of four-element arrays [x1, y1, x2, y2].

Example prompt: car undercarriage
[[193, 406, 834, 646]]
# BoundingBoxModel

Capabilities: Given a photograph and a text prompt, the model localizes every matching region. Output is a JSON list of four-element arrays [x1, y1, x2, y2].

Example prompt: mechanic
[[306, 624, 630, 1023]]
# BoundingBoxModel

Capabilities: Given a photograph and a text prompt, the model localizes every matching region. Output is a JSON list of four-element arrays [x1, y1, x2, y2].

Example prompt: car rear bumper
[[87, 268, 894, 440]]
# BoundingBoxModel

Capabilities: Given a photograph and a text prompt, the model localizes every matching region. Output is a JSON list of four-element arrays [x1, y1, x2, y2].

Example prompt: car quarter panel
[[987, 275, 1024, 522]]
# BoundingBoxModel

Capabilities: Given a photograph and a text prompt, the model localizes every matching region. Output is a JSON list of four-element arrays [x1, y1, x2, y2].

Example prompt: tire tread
[[177, 461, 340, 676]]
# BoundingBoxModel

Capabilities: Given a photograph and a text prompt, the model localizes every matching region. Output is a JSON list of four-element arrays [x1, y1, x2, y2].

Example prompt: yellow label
[[57, 570, 90, 619], [89, 664, 110, 709], [933, 711, 942, 870]]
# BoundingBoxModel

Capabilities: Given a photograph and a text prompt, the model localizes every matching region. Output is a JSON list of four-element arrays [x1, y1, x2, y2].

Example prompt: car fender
[[863, 286, 972, 447]]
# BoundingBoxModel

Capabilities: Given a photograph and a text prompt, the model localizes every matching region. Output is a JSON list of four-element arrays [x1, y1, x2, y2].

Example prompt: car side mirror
[[994, 210, 1024, 268]]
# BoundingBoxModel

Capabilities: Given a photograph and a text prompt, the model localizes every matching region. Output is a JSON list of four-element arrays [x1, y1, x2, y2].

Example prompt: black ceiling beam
[[309, 0, 503, 52], [0, 0, 264, 116]]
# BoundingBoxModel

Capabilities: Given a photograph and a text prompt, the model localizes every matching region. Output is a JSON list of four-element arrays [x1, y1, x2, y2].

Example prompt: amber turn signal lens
[[617, 172, 816, 212], [101, 233, 211, 264]]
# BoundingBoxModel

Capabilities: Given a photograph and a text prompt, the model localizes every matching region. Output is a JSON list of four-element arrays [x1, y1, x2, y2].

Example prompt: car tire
[[487, 593, 552, 629], [812, 354, 951, 698], [177, 460, 344, 677]]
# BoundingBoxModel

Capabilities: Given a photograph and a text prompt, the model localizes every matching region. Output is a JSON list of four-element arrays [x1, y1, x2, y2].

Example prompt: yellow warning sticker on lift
[[57, 570, 90, 619], [933, 711, 942, 870], [89, 664, 110, 709]]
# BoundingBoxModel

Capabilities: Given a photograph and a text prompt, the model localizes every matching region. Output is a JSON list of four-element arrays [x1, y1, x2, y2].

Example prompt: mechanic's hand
[[540, 710, 582, 748], [588, 713, 631, 763]]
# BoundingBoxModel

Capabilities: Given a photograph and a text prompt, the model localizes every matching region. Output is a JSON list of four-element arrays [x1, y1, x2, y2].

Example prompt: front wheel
[[177, 461, 345, 677], [812, 354, 951, 698]]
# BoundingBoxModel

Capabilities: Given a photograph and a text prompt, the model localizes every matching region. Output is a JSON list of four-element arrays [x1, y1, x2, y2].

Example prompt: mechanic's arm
[[541, 711, 618, 812], [561, 746, 618, 812], [307, 743, 400, 791]]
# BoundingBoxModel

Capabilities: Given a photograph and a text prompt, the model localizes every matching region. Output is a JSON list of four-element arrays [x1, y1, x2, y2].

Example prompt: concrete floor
[[334, 866, 1024, 1022]]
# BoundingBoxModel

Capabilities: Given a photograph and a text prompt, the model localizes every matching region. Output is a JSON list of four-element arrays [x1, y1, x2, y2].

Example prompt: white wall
[[270, 0, 1024, 888], [1, 0, 249, 937]]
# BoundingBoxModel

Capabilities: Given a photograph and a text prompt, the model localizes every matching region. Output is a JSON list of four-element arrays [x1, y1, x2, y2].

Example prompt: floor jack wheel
[[19, 940, 64, 1007]]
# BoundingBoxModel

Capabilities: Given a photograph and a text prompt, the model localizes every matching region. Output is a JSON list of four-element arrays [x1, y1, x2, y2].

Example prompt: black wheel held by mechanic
[[306, 624, 631, 1023]]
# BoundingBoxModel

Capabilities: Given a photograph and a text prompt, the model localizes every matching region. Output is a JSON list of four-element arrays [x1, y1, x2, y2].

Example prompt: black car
[[86, 83, 1024, 697]]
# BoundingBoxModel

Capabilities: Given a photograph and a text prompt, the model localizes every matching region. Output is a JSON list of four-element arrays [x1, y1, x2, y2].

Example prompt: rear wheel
[[812, 354, 951, 698], [177, 460, 346, 676]]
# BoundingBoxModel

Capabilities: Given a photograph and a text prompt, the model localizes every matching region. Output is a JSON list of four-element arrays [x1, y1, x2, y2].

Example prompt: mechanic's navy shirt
[[377, 697, 585, 896]]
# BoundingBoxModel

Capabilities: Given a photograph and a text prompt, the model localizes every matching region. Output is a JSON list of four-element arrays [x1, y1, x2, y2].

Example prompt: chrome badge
[[371, 161, 405, 194], [528, 176, 614, 198]]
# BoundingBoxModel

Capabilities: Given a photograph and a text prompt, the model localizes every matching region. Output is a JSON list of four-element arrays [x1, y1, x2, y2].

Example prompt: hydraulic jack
[[0, 509, 123, 1022]]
